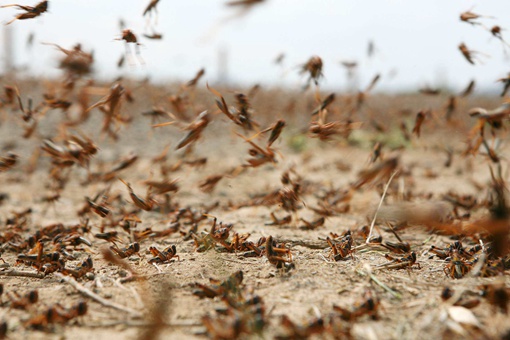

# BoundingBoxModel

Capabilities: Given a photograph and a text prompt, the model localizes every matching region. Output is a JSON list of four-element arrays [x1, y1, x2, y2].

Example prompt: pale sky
[[1, 0, 510, 92]]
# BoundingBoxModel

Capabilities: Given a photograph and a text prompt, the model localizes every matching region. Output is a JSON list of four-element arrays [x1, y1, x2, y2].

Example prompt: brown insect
[[17, 241, 60, 271], [299, 216, 325, 230], [45, 43, 94, 78], [207, 85, 259, 132], [352, 156, 399, 190], [412, 111, 426, 137], [154, 110, 210, 150], [25, 301, 87, 329], [379, 252, 420, 270], [468, 103, 510, 132], [13, 86, 38, 122], [0, 152, 18, 172], [119, 178, 157, 211], [419, 86, 441, 96], [460, 10, 493, 25], [203, 217, 234, 251], [148, 245, 180, 264], [460, 79, 476, 97], [265, 212, 292, 226], [277, 314, 325, 339], [61, 256, 94, 279], [201, 314, 242, 339], [199, 175, 224, 193], [333, 289, 380, 321], [441, 287, 481, 309], [326, 233, 353, 261], [186, 68, 205, 87], [193, 270, 244, 299], [309, 119, 362, 142], [480, 284, 509, 314], [300, 55, 323, 87], [381, 241, 411, 254], [445, 96, 456, 121], [143, 0, 160, 17], [340, 60, 358, 78], [443, 250, 472, 279], [152, 94, 176, 114], [88, 153, 138, 183], [54, 301, 88, 322], [116, 29, 144, 64], [458, 42, 485, 65], [86, 83, 130, 140], [355, 73, 381, 109], [265, 235, 293, 269], [0, 320, 6, 339], [497, 74, 510, 97], [94, 231, 120, 245], [143, 32, 163, 40], [236, 132, 277, 167], [8, 290, 38, 310], [2, 0, 48, 25], [111, 242, 140, 259], [143, 178, 179, 195], [78, 189, 107, 217], [311, 93, 335, 116], [262, 119, 286, 147]]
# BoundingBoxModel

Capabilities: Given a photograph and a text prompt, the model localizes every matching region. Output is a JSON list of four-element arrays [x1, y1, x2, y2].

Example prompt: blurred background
[[1, 0, 510, 92]]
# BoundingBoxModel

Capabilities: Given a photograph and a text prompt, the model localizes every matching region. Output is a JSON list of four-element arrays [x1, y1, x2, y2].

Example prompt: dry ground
[[0, 79, 509, 339]]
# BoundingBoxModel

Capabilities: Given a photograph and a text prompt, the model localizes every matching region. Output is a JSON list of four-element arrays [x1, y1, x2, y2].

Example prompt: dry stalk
[[55, 273, 143, 318]]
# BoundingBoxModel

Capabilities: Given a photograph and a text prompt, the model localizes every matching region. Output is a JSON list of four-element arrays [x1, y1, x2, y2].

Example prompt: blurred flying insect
[[445, 96, 456, 121], [311, 93, 335, 116], [419, 86, 441, 96], [458, 42, 487, 65], [236, 132, 277, 167], [199, 175, 224, 193], [186, 68, 205, 87], [0, 152, 18, 172], [153, 110, 210, 150], [460, 79, 476, 97], [487, 26, 510, 54], [87, 196, 111, 218], [144, 178, 179, 195], [2, 0, 48, 25], [469, 103, 510, 132], [274, 52, 285, 65], [95, 232, 120, 246], [86, 83, 130, 140], [8, 290, 38, 310], [412, 111, 426, 137], [116, 29, 144, 65], [119, 178, 158, 211], [260, 119, 286, 147], [497, 74, 510, 97], [355, 73, 381, 110], [143, 32, 163, 40], [352, 156, 399, 190], [143, 0, 160, 18], [300, 55, 323, 88], [207, 84, 259, 132], [459, 9, 493, 26], [309, 120, 362, 141]]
